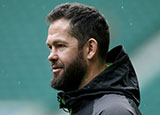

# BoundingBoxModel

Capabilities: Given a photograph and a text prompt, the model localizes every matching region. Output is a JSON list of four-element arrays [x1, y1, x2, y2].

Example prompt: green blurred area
[[0, 0, 160, 114]]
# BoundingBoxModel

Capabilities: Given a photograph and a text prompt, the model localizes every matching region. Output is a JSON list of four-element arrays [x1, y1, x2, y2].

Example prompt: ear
[[86, 38, 98, 60]]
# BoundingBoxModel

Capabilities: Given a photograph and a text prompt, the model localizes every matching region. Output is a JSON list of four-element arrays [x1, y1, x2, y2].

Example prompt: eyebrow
[[46, 39, 68, 46]]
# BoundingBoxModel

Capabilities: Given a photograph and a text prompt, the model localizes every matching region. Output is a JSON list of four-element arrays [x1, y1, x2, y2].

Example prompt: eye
[[57, 44, 65, 47], [48, 45, 52, 49]]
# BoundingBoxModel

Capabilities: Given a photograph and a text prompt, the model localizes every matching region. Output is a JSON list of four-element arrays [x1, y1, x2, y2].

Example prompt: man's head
[[47, 3, 110, 62], [46, 3, 110, 91]]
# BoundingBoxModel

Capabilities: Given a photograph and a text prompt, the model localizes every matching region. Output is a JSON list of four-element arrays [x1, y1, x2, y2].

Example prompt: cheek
[[59, 50, 78, 64]]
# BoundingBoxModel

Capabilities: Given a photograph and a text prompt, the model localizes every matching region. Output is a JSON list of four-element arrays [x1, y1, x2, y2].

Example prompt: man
[[46, 3, 141, 115]]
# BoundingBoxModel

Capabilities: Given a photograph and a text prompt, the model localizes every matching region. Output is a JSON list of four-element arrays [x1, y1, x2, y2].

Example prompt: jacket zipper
[[69, 109, 72, 115]]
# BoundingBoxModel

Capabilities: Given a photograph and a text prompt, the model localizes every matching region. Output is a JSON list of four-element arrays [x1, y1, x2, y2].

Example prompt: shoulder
[[92, 94, 137, 115], [99, 104, 134, 115]]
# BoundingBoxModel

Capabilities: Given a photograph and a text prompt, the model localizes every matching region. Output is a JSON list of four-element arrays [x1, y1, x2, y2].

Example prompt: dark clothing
[[58, 45, 141, 115]]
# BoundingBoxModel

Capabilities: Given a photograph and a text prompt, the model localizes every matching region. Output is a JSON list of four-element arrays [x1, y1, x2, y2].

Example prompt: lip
[[52, 68, 63, 73], [52, 66, 63, 73]]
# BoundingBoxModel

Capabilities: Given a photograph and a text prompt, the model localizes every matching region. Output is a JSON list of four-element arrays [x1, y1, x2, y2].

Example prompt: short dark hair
[[47, 3, 110, 62]]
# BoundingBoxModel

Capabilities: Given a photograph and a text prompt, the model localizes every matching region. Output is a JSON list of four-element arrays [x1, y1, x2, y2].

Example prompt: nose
[[48, 50, 58, 63]]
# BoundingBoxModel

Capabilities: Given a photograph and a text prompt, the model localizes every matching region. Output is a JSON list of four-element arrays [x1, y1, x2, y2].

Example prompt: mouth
[[52, 66, 63, 74]]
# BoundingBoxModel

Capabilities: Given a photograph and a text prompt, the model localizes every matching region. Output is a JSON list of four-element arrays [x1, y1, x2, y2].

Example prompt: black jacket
[[57, 45, 141, 115]]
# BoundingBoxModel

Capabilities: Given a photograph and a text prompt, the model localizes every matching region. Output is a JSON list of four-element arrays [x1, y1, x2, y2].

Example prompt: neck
[[78, 61, 106, 89]]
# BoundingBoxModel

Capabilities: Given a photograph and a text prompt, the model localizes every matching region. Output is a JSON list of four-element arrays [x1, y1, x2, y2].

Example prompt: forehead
[[48, 18, 70, 35], [46, 19, 77, 44]]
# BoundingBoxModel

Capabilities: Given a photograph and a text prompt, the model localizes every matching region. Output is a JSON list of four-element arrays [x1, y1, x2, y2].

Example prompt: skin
[[46, 18, 106, 91], [46, 19, 78, 79]]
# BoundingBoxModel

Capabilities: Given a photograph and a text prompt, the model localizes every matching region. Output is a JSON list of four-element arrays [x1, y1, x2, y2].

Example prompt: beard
[[51, 50, 88, 92]]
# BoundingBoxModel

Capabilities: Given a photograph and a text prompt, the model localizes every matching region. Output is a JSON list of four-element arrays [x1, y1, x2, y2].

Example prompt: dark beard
[[51, 50, 87, 92]]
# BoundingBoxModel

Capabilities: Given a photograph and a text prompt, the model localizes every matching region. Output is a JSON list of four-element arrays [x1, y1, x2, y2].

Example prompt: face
[[46, 19, 88, 91]]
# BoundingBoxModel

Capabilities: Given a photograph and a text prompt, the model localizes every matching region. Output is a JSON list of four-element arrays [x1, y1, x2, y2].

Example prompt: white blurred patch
[[131, 30, 160, 88]]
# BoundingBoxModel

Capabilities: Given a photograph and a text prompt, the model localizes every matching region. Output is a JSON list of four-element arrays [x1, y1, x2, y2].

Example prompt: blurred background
[[0, 0, 160, 114]]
